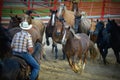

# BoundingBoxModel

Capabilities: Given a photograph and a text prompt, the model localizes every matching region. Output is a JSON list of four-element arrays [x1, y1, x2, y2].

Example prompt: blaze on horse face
[[57, 4, 66, 19], [50, 9, 57, 26]]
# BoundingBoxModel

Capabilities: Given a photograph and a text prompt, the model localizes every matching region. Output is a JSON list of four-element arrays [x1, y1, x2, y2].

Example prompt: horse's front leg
[[52, 41, 58, 59], [45, 33, 50, 46], [82, 52, 88, 72], [103, 47, 109, 64], [113, 50, 120, 64], [62, 45, 66, 60]]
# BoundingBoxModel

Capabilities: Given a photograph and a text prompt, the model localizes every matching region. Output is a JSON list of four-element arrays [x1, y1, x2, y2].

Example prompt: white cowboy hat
[[19, 21, 32, 30]]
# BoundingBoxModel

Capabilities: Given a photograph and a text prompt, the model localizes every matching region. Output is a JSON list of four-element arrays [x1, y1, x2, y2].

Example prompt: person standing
[[11, 21, 40, 80]]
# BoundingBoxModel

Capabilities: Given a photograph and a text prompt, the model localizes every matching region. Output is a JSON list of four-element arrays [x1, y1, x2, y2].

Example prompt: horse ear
[[15, 15, 18, 18], [55, 10, 58, 13], [97, 19, 99, 22], [68, 26, 70, 30], [50, 9, 52, 12], [107, 18, 110, 22]]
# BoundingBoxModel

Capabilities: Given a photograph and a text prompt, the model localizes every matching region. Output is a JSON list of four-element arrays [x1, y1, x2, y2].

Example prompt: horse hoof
[[73, 70, 78, 73]]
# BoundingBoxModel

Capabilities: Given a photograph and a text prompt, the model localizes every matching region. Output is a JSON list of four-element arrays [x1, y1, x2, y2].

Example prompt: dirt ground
[[37, 38, 120, 80]]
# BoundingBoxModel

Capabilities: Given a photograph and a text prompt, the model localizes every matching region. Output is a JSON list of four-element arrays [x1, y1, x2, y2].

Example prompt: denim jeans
[[13, 51, 40, 80]]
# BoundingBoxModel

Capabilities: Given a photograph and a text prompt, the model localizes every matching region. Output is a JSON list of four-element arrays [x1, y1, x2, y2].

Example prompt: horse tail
[[89, 40, 99, 61]]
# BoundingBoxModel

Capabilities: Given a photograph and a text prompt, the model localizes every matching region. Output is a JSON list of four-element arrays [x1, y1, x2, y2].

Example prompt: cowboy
[[11, 21, 40, 80]]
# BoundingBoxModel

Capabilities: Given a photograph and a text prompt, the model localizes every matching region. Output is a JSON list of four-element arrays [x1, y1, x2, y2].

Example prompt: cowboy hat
[[19, 21, 32, 30]]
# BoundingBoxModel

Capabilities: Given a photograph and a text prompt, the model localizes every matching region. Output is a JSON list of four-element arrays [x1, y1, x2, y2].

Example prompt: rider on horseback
[[11, 21, 40, 80]]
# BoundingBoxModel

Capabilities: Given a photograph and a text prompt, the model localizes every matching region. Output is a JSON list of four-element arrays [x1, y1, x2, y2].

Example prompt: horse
[[71, 1, 79, 13], [106, 19, 120, 64], [93, 20, 112, 64], [89, 20, 98, 43], [8, 15, 41, 44], [23, 13, 45, 43], [45, 9, 65, 59], [8, 15, 22, 29], [57, 3, 92, 35], [53, 21, 98, 73], [8, 14, 46, 60], [0, 25, 41, 80]]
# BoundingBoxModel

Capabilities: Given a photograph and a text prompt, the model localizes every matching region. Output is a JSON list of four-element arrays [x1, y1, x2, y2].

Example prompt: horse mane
[[69, 28, 81, 39], [63, 7, 75, 27]]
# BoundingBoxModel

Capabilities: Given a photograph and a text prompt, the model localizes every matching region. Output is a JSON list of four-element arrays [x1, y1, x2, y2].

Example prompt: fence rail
[[1, 0, 120, 24]]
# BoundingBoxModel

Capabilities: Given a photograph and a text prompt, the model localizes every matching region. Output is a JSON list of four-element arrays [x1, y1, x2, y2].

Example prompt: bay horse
[[46, 9, 65, 59], [0, 25, 41, 80], [57, 4, 92, 35], [106, 19, 120, 64], [54, 22, 98, 73]]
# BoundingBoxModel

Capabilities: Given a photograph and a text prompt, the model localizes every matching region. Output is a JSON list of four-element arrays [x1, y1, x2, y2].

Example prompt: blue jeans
[[13, 51, 40, 80]]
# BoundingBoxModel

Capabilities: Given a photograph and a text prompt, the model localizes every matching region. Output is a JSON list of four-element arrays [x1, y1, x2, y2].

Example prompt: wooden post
[[28, 0, 31, 10], [0, 0, 3, 23], [53, 0, 57, 10], [101, 0, 105, 20]]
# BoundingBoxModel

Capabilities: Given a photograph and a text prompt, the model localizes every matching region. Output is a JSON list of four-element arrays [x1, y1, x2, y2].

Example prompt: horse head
[[61, 24, 72, 45], [94, 20, 104, 36], [71, 1, 79, 13], [23, 14, 32, 24], [106, 19, 120, 33], [9, 15, 22, 29], [49, 9, 58, 26], [57, 4, 66, 19]]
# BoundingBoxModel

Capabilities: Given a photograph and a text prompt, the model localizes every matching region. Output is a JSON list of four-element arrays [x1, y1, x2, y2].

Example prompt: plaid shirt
[[11, 30, 33, 52]]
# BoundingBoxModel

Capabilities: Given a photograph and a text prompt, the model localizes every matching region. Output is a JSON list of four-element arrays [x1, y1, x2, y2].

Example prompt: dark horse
[[106, 19, 120, 64], [45, 9, 65, 59], [54, 22, 98, 73], [93, 20, 110, 64], [0, 24, 42, 80]]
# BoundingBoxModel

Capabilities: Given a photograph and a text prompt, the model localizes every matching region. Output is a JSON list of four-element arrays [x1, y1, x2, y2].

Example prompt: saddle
[[11, 54, 31, 80]]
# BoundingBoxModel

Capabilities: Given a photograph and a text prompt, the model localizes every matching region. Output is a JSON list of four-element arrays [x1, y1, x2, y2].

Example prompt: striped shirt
[[11, 30, 33, 53]]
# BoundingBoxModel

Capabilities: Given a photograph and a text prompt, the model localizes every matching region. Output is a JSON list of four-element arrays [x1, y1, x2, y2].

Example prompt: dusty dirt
[[37, 37, 120, 80]]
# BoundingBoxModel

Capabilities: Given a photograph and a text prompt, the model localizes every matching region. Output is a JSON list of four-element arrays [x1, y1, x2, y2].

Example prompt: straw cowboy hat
[[19, 21, 32, 30]]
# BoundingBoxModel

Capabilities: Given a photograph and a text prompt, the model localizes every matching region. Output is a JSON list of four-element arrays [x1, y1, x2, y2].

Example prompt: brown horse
[[45, 9, 66, 59], [89, 20, 98, 43], [0, 25, 42, 80], [8, 15, 41, 44], [62, 27, 98, 73], [23, 14, 45, 43], [57, 4, 75, 27], [57, 4, 92, 35], [71, 0, 81, 14], [53, 21, 98, 73]]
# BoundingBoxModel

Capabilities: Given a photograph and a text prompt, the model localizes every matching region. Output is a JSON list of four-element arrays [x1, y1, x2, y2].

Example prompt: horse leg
[[78, 59, 82, 69], [103, 47, 109, 64], [52, 42, 58, 59], [72, 56, 79, 73], [113, 50, 120, 64], [66, 54, 78, 73], [46, 34, 50, 46], [98, 44, 107, 64], [62, 47, 66, 60], [82, 52, 88, 71]]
